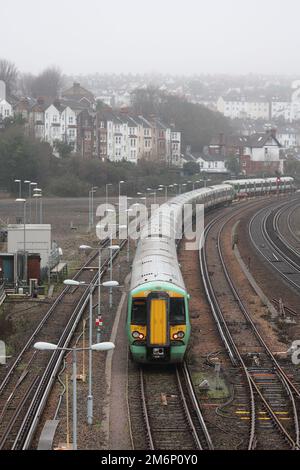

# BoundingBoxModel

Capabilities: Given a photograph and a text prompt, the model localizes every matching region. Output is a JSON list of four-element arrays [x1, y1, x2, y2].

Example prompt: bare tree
[[31, 67, 63, 98], [19, 73, 36, 97], [0, 59, 18, 96]]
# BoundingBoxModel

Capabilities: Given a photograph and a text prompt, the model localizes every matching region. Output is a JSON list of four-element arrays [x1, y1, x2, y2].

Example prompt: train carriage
[[127, 184, 234, 363], [126, 177, 294, 364]]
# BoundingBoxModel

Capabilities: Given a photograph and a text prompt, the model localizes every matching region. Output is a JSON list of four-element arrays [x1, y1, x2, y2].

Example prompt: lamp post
[[33, 190, 42, 224], [105, 183, 112, 209], [79, 244, 105, 343], [24, 181, 31, 223], [180, 183, 187, 194], [63, 279, 118, 426], [109, 241, 120, 309], [119, 180, 125, 201], [34, 341, 115, 449], [125, 209, 133, 262], [14, 179, 21, 198], [16, 198, 26, 283], [30, 182, 37, 221]]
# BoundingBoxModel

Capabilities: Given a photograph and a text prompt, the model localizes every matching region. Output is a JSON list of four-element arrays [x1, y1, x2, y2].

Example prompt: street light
[[119, 181, 125, 200], [33, 190, 42, 224], [88, 186, 98, 230], [137, 192, 147, 207], [15, 198, 27, 283], [105, 183, 112, 209], [125, 209, 133, 262], [34, 341, 115, 450], [14, 179, 21, 198], [63, 279, 118, 426], [180, 183, 187, 194]]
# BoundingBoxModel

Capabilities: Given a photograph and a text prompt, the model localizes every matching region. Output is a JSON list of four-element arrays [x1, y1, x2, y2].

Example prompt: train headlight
[[173, 331, 185, 340], [132, 331, 145, 340]]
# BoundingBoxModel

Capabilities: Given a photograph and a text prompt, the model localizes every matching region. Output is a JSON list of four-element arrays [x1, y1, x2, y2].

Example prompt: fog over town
[[2, 0, 300, 457], [2, 0, 300, 75]]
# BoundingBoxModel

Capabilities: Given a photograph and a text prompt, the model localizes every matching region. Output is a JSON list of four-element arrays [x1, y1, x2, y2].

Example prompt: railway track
[[138, 363, 213, 450], [201, 206, 300, 450], [0, 237, 126, 450], [249, 198, 300, 292]]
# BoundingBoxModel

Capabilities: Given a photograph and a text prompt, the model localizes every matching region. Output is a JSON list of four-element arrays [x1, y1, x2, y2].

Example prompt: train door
[[147, 292, 170, 360]]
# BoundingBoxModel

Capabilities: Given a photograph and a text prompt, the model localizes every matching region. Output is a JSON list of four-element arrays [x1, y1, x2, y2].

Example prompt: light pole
[[79, 244, 104, 343], [64, 279, 118, 426], [30, 182, 37, 221], [16, 198, 26, 283], [105, 183, 112, 209], [24, 181, 31, 223], [125, 209, 133, 262], [33, 190, 42, 224], [89, 186, 98, 230], [180, 183, 187, 194], [137, 192, 147, 208], [109, 240, 120, 309], [14, 179, 21, 198], [34, 341, 115, 449], [119, 180, 125, 201]]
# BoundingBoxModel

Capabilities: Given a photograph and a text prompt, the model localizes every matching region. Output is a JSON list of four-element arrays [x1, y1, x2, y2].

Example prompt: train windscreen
[[131, 298, 147, 324], [169, 298, 185, 324]]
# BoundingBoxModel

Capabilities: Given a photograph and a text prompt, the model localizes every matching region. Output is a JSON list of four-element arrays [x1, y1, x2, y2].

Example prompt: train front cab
[[128, 287, 190, 363]]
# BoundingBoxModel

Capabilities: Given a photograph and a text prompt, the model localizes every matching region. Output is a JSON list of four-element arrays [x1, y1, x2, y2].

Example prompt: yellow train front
[[127, 281, 190, 363]]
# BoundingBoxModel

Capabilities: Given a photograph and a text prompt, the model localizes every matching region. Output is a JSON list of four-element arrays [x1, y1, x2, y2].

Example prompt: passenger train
[[126, 177, 295, 364]]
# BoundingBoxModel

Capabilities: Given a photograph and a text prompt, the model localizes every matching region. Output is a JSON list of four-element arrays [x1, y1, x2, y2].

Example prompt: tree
[[53, 140, 74, 159], [0, 59, 18, 96], [31, 67, 63, 98], [131, 86, 231, 152], [225, 156, 240, 176], [19, 73, 36, 97], [183, 161, 200, 175], [0, 125, 53, 192]]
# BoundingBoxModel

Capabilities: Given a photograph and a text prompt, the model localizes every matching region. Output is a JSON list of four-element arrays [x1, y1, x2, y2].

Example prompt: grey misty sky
[[2, 0, 299, 75]]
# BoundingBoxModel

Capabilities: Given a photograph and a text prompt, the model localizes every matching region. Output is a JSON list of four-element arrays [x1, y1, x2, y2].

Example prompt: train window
[[131, 298, 147, 324], [169, 298, 185, 324]]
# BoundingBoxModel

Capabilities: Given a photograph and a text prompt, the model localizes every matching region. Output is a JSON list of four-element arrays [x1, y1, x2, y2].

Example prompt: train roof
[[130, 184, 234, 291], [223, 177, 294, 185]]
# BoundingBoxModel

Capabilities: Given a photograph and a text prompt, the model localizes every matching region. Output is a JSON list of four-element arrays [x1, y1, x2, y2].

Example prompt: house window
[[68, 116, 74, 124]]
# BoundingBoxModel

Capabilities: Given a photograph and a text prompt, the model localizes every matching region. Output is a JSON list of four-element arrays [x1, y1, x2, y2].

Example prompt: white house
[[171, 130, 182, 166], [217, 95, 270, 120], [60, 106, 77, 151], [44, 104, 61, 147], [0, 81, 13, 120], [244, 131, 281, 162], [44, 104, 77, 152], [0, 99, 13, 120], [183, 150, 228, 174], [197, 155, 228, 173]]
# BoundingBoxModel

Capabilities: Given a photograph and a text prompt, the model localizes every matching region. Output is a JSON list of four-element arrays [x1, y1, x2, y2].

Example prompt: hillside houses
[[207, 129, 283, 176], [4, 81, 182, 166]]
